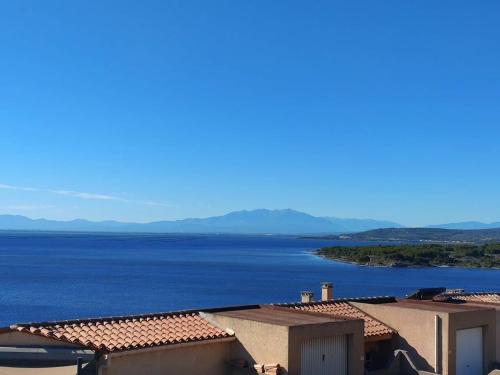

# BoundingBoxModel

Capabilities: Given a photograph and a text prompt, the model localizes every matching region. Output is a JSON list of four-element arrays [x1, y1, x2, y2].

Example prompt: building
[[0, 304, 365, 375], [0, 285, 497, 375], [0, 310, 233, 375], [277, 294, 395, 371], [205, 305, 364, 375], [352, 289, 499, 375], [434, 291, 500, 364]]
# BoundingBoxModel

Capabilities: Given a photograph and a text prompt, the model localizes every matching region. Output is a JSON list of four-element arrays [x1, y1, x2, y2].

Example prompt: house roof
[[390, 299, 493, 312], [11, 311, 233, 353], [214, 305, 345, 326], [277, 300, 394, 339], [6, 300, 394, 352], [440, 292, 500, 304]]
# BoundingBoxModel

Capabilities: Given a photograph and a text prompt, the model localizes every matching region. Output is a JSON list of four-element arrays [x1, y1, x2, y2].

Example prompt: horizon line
[[0, 209, 499, 229]]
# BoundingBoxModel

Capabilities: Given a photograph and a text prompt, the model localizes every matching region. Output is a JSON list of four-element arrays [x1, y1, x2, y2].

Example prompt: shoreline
[[313, 250, 500, 270]]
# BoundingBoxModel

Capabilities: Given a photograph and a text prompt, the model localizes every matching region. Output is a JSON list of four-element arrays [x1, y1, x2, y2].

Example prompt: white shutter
[[456, 327, 483, 375], [300, 335, 348, 375]]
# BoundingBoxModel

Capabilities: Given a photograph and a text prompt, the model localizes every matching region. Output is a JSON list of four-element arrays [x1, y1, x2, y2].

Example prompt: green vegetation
[[316, 243, 500, 268]]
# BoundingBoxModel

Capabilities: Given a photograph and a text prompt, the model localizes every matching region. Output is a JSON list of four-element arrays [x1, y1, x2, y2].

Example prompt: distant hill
[[427, 221, 500, 230], [322, 217, 403, 232], [326, 227, 500, 243], [0, 209, 402, 234]]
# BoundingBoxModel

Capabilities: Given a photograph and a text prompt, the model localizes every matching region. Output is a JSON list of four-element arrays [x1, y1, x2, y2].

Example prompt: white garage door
[[300, 335, 348, 375], [456, 327, 483, 375]]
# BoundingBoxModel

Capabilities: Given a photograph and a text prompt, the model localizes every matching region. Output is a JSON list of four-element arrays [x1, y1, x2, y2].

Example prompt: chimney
[[301, 291, 314, 303], [321, 282, 333, 301]]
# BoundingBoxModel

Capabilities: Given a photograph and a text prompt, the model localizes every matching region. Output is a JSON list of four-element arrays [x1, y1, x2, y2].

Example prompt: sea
[[0, 232, 498, 326]]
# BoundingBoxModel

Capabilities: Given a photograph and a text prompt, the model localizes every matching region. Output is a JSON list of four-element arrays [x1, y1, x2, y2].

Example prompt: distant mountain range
[[426, 221, 500, 230], [0, 209, 402, 234], [0, 210, 498, 234]]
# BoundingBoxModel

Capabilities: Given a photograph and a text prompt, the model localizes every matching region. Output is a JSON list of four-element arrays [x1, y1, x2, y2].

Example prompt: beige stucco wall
[[208, 314, 290, 371], [353, 302, 497, 375], [461, 303, 500, 362], [352, 302, 449, 373], [497, 310, 500, 362], [0, 364, 79, 375], [447, 309, 496, 375], [208, 313, 364, 375], [102, 340, 231, 375]]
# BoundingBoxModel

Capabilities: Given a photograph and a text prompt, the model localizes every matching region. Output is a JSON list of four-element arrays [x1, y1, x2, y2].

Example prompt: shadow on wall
[[393, 336, 433, 373], [226, 340, 287, 375], [366, 348, 436, 375], [365, 339, 394, 371]]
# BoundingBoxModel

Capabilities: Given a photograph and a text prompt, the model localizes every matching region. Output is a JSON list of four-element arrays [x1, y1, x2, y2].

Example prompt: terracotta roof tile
[[279, 301, 394, 339], [440, 292, 500, 304], [12, 312, 232, 353]]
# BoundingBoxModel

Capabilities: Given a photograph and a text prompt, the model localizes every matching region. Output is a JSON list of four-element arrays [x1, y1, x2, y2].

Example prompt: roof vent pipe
[[301, 291, 314, 303], [321, 282, 333, 301]]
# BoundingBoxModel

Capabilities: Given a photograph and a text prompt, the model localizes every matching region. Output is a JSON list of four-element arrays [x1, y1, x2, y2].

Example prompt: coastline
[[313, 247, 500, 270]]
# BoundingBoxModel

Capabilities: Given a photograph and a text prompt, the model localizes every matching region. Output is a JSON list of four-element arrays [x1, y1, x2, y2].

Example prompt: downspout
[[76, 357, 82, 375], [435, 315, 441, 374]]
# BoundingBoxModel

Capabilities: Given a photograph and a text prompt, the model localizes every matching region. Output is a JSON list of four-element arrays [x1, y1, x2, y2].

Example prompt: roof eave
[[365, 333, 394, 342], [105, 336, 236, 357]]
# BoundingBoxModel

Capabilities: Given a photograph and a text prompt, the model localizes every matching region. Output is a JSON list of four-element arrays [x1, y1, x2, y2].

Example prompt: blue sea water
[[0, 232, 498, 326]]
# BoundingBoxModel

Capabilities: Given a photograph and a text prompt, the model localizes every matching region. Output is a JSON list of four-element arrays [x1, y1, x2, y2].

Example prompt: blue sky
[[1, 1, 499, 226]]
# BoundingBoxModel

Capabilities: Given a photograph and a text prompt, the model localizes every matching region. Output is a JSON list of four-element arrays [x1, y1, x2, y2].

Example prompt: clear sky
[[1, 1, 499, 226]]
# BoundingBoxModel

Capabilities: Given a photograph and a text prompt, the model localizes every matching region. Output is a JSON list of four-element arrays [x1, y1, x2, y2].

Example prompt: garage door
[[456, 327, 483, 375], [300, 335, 347, 375]]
